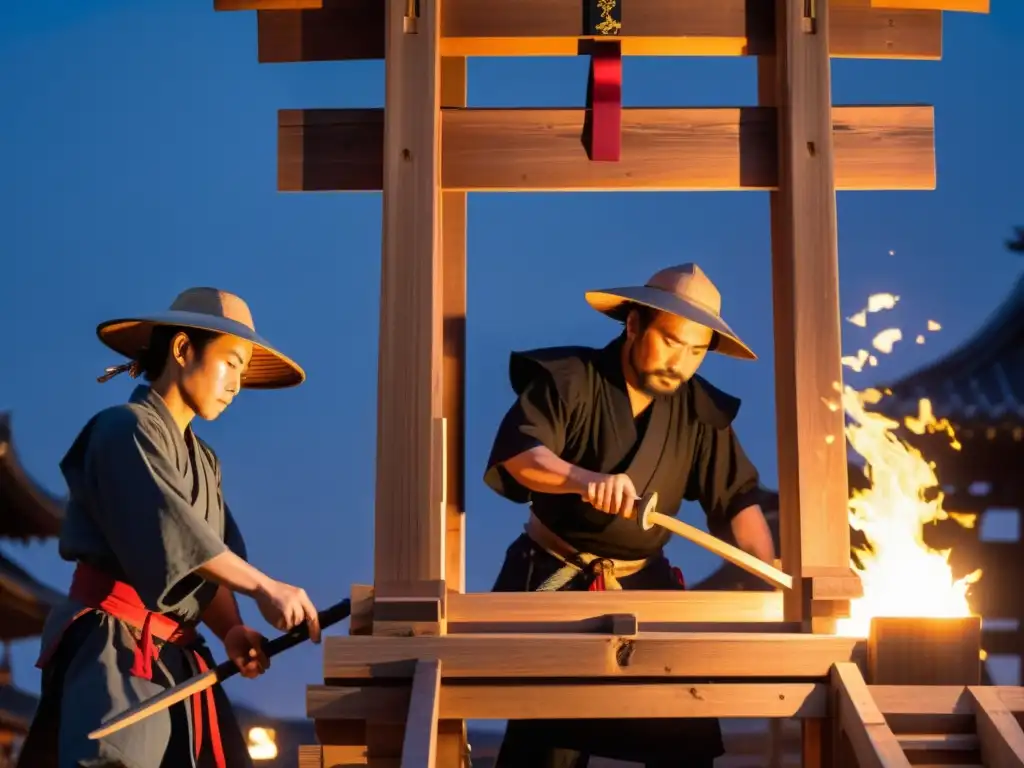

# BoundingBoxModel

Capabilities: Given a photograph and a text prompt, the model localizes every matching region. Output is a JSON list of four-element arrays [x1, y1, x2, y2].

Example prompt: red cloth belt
[[37, 562, 226, 768]]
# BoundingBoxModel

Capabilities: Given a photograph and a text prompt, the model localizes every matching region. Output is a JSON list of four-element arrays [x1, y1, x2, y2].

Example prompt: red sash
[[37, 562, 226, 768]]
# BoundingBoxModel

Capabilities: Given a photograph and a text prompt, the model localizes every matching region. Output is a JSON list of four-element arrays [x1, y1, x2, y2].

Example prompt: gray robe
[[18, 386, 255, 768]]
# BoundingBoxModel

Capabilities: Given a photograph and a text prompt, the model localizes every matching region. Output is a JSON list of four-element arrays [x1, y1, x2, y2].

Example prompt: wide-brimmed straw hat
[[585, 263, 756, 360], [95, 287, 306, 389]]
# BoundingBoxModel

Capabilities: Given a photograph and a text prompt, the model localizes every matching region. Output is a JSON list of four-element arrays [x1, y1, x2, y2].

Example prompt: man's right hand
[[585, 473, 638, 517], [255, 580, 322, 643]]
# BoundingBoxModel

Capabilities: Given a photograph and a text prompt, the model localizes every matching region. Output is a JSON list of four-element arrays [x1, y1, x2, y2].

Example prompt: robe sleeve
[[223, 504, 248, 561], [685, 422, 763, 532], [85, 408, 228, 612], [483, 372, 570, 503]]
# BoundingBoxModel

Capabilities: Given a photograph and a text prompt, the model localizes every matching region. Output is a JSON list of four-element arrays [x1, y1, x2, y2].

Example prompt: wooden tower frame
[[211, 1, 1024, 766]]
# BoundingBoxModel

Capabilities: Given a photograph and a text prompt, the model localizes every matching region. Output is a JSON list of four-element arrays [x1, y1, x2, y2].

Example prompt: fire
[[247, 727, 279, 761], [833, 296, 982, 638]]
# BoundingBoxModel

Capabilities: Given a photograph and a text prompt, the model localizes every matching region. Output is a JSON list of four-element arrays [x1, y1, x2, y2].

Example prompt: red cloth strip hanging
[[583, 40, 622, 162]]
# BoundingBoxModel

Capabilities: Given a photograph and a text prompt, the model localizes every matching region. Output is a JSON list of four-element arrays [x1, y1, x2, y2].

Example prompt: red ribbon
[[584, 41, 623, 162]]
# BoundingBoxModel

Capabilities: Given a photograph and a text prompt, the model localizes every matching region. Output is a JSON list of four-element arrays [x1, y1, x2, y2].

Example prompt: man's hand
[[254, 579, 322, 643], [586, 473, 638, 517], [224, 625, 270, 679]]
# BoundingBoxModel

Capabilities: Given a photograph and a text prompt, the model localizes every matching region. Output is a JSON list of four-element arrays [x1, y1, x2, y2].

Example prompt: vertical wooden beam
[[441, 55, 467, 596], [374, 0, 444, 588], [761, 0, 851, 632], [400, 660, 442, 767]]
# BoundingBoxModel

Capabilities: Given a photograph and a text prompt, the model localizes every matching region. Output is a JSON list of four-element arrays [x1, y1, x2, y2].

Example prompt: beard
[[629, 346, 686, 396]]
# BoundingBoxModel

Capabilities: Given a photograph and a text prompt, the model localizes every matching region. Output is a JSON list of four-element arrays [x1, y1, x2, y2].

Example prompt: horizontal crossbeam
[[279, 106, 935, 193], [307, 681, 828, 720], [217, 0, 987, 11], [249, 0, 941, 62], [446, 590, 785, 626], [322, 633, 863, 679]]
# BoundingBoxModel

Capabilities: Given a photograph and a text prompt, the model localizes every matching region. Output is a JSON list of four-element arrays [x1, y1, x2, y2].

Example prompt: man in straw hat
[[484, 264, 776, 767], [18, 288, 320, 768]]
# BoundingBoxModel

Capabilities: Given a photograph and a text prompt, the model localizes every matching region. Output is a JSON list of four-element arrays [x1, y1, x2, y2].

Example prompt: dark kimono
[[18, 386, 254, 768], [484, 334, 762, 768]]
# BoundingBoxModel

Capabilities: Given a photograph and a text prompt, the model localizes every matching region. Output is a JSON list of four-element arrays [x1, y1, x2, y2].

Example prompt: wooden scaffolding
[[210, 0, 1020, 766]]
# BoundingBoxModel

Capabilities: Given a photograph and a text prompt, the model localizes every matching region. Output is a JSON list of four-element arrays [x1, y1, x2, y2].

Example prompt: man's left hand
[[224, 624, 271, 679]]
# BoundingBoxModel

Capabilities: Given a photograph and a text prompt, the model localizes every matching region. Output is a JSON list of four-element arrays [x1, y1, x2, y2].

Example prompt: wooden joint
[[802, 568, 864, 600], [582, 41, 622, 162]]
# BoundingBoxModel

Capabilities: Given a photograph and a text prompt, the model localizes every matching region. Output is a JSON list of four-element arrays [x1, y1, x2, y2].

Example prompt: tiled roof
[[0, 549, 64, 640], [0, 412, 65, 541]]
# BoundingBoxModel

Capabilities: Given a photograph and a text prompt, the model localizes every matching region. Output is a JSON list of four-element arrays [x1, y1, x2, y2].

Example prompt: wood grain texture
[[322, 632, 863, 679], [832, 663, 912, 768], [372, 0, 445, 587], [307, 682, 828, 720], [255, 0, 941, 62], [277, 106, 934, 193], [762, 0, 852, 632]]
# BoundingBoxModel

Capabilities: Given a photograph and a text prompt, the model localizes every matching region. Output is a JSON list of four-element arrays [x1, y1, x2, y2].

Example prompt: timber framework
[[212, 1, 1013, 766]]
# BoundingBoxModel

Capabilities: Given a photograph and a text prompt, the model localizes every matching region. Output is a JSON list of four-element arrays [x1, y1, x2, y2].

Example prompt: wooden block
[[216, 0, 320, 9], [373, 0, 445, 587], [257, 1, 384, 63], [322, 632, 863, 679], [871, 0, 988, 11], [278, 106, 935, 193], [255, 0, 941, 62], [446, 590, 785, 625], [868, 617, 982, 685], [350, 584, 374, 635], [831, 663, 913, 768], [298, 745, 323, 768], [308, 681, 828, 720]]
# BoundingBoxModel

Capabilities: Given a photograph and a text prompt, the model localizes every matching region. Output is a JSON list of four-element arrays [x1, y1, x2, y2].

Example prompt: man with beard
[[483, 263, 776, 768]]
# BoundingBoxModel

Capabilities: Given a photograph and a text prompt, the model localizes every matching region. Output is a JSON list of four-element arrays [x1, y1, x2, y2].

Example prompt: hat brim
[[585, 286, 757, 361], [96, 310, 306, 389]]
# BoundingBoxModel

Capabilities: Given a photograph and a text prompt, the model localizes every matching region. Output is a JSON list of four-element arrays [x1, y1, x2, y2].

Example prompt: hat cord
[[97, 360, 143, 384]]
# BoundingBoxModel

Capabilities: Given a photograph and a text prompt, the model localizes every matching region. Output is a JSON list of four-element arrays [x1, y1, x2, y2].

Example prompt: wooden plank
[[446, 591, 785, 624], [308, 682, 829, 720], [441, 56, 466, 596], [372, 0, 444, 587], [216, 0, 318, 9], [399, 660, 442, 768], [868, 617, 982, 686], [255, 0, 941, 62], [278, 106, 935, 193], [832, 663, 913, 768], [968, 686, 1024, 768], [322, 632, 862, 679], [871, 0, 988, 11], [257, 1, 384, 63], [298, 745, 322, 768], [761, 0, 851, 633]]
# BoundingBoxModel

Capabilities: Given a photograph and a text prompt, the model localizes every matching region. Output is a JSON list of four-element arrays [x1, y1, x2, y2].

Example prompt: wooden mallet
[[635, 492, 793, 591]]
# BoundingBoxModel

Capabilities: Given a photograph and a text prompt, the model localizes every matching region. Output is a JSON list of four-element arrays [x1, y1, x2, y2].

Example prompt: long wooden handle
[[647, 510, 793, 591]]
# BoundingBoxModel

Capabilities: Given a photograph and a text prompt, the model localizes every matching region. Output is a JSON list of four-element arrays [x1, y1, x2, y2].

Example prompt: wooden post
[[374, 0, 445, 591], [761, 0, 854, 633], [441, 56, 467, 596]]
